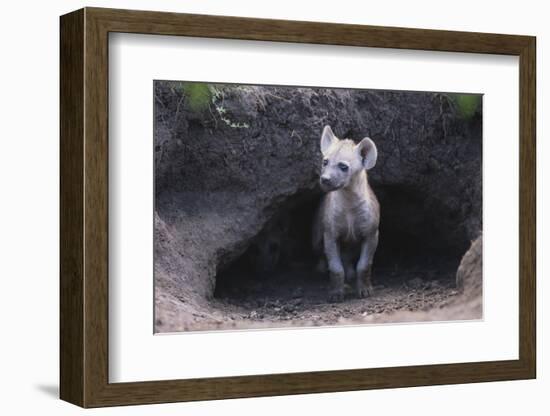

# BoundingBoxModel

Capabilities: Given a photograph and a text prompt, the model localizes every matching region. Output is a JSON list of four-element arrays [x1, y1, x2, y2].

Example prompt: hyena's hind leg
[[312, 210, 328, 275], [342, 251, 356, 283], [315, 257, 327, 274]]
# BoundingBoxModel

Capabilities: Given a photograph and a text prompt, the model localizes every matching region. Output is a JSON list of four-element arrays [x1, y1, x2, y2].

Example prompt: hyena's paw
[[328, 288, 345, 303], [356, 282, 374, 298]]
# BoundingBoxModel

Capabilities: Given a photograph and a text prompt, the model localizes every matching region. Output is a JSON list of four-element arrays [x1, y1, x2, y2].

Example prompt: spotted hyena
[[312, 126, 380, 302]]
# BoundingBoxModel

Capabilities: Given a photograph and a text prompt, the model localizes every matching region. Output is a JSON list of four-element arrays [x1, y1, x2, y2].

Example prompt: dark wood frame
[[60, 7, 536, 408]]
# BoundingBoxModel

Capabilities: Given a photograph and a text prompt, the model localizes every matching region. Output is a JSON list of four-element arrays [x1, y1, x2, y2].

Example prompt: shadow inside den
[[214, 183, 468, 306]]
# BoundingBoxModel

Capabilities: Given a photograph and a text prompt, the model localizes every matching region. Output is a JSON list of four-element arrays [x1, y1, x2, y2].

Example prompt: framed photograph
[[60, 7, 536, 408]]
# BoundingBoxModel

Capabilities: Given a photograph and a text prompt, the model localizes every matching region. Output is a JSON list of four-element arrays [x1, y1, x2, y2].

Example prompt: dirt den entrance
[[212, 185, 467, 329], [153, 83, 482, 333]]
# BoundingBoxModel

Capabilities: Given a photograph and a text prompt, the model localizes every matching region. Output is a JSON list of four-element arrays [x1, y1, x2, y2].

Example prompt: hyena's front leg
[[356, 231, 378, 298], [324, 233, 345, 302]]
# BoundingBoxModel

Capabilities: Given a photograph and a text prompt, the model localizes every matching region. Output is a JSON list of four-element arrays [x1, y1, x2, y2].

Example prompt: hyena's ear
[[320, 125, 338, 155], [356, 137, 377, 170]]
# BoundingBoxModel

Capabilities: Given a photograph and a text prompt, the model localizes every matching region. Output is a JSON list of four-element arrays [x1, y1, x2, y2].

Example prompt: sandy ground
[[159, 264, 468, 332]]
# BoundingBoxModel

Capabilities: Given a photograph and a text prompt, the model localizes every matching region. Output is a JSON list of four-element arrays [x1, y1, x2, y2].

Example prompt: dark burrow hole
[[213, 185, 468, 305]]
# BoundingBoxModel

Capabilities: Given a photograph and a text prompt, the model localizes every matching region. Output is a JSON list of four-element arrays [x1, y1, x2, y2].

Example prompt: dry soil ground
[[184, 263, 463, 331]]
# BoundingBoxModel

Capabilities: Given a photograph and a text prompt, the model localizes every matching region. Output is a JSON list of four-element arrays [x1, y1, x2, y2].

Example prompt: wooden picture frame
[[60, 7, 536, 408]]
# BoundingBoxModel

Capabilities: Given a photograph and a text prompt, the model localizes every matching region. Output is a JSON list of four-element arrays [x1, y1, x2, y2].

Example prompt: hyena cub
[[313, 126, 380, 302]]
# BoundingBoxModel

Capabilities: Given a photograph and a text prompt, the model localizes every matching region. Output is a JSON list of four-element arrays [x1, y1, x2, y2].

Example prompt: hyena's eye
[[338, 162, 349, 172], [322, 159, 329, 166]]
